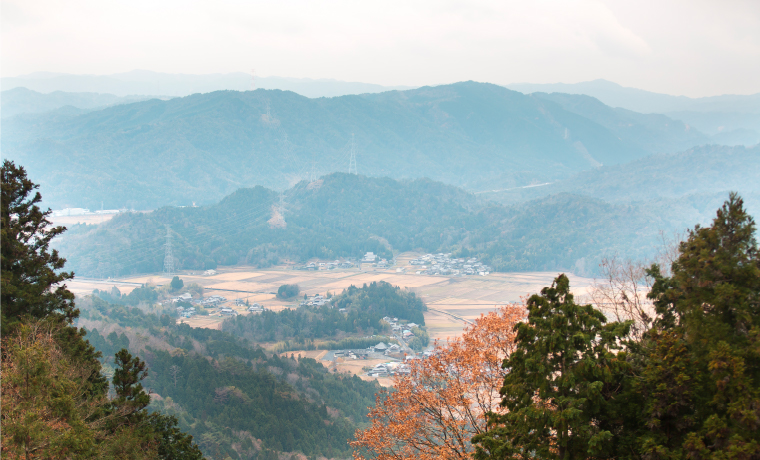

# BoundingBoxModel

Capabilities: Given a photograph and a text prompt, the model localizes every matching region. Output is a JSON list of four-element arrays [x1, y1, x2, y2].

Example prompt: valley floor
[[67, 252, 593, 380]]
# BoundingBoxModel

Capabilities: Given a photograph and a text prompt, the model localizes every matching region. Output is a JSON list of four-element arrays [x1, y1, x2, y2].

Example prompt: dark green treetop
[[473, 274, 632, 459], [169, 276, 183, 291], [1, 160, 76, 334], [639, 193, 760, 458], [111, 349, 151, 421], [277, 283, 300, 299], [146, 414, 204, 460]]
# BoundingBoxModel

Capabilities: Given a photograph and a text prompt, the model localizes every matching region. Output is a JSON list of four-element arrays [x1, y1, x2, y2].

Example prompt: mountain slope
[[76, 295, 382, 459], [3, 81, 705, 210], [484, 144, 760, 206], [54, 174, 484, 277], [531, 92, 709, 153]]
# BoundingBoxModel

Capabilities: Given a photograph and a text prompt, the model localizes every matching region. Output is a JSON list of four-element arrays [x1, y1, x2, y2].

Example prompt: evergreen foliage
[[277, 283, 299, 299], [169, 276, 183, 291], [635, 193, 760, 458], [473, 194, 760, 459], [1, 160, 76, 334], [473, 274, 632, 459]]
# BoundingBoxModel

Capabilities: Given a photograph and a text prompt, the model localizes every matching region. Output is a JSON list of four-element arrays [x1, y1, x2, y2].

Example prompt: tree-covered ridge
[[55, 173, 483, 276], [76, 295, 382, 459], [221, 281, 426, 344], [330, 281, 427, 325], [56, 172, 684, 278]]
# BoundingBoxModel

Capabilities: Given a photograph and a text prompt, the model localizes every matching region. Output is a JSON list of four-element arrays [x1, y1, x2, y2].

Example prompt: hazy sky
[[2, 0, 759, 97]]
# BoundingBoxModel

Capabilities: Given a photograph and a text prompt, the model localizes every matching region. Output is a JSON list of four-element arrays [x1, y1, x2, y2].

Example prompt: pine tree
[[473, 274, 632, 459], [147, 413, 204, 460], [170, 276, 183, 291], [111, 349, 152, 422], [1, 160, 76, 334], [638, 193, 760, 458]]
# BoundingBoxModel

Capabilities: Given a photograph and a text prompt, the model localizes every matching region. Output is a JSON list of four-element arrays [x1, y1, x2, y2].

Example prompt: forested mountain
[[2, 81, 712, 210], [77, 294, 381, 459], [54, 172, 703, 277]]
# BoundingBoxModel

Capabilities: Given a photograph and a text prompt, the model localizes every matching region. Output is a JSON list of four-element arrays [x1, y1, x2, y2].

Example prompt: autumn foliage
[[351, 304, 525, 460]]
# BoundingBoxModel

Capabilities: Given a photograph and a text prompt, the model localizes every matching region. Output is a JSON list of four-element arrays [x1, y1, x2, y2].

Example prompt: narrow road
[[426, 307, 475, 325]]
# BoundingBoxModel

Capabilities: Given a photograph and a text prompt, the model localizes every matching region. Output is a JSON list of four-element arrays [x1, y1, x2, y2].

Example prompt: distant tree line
[[222, 281, 426, 343]]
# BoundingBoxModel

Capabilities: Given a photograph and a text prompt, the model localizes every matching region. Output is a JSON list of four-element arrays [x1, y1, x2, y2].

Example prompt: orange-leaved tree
[[351, 304, 525, 460]]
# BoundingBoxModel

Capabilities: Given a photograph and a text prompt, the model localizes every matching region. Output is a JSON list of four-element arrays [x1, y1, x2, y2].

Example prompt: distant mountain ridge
[[507, 79, 760, 145], [506, 79, 760, 114], [0, 87, 163, 118], [1, 70, 415, 98], [2, 81, 713, 210]]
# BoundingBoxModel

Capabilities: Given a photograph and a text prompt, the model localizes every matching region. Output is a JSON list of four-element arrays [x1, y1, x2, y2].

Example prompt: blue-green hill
[[3, 81, 708, 210]]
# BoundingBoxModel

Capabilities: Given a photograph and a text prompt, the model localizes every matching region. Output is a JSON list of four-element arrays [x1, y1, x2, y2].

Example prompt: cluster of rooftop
[[300, 294, 332, 307], [382, 316, 420, 339], [368, 361, 410, 377], [299, 259, 355, 271], [173, 293, 229, 318], [362, 252, 391, 268]]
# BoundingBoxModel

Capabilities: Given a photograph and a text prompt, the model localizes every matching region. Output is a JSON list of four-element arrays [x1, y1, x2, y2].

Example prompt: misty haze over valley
[[2, 1, 759, 459]]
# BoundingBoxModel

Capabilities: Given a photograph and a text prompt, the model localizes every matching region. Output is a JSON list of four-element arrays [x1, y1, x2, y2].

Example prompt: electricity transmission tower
[[163, 225, 174, 275], [309, 151, 317, 182], [348, 133, 357, 174]]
